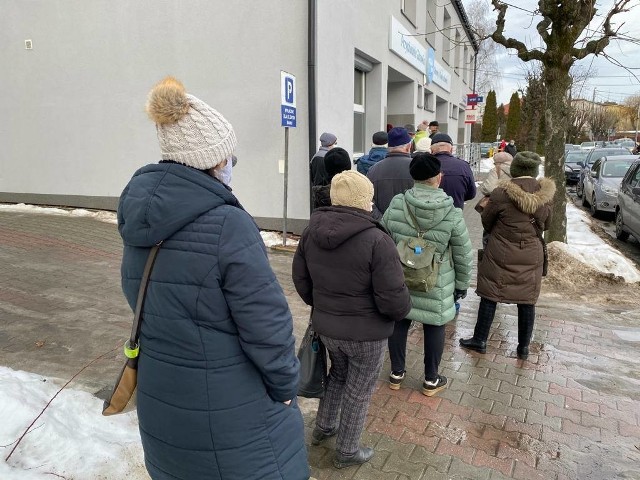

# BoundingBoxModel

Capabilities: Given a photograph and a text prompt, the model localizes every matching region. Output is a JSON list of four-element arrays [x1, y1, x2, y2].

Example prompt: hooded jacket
[[356, 146, 387, 175], [118, 161, 308, 480], [477, 177, 556, 304], [292, 206, 411, 341], [382, 183, 473, 325]]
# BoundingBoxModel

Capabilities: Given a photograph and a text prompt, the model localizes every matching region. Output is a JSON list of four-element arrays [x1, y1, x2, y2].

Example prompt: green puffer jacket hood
[[382, 183, 473, 325]]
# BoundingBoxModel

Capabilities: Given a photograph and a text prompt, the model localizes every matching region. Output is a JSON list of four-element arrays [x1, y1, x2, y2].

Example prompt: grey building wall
[[1, 1, 311, 225], [1, 1, 476, 232]]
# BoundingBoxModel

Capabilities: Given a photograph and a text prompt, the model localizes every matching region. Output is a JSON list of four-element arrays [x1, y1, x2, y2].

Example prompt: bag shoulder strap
[[129, 243, 162, 347], [404, 200, 426, 237], [530, 216, 545, 242]]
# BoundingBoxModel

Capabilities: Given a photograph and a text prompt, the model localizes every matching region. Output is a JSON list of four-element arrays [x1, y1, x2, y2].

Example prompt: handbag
[[296, 321, 327, 399], [530, 217, 548, 277], [102, 243, 161, 416]]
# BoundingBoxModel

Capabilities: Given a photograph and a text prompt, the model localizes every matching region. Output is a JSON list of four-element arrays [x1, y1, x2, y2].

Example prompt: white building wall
[[1, 0, 476, 229], [1, 1, 310, 222]]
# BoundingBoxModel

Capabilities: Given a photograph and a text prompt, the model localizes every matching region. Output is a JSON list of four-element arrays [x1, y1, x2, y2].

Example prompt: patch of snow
[[479, 156, 495, 173], [562, 203, 640, 282], [261, 231, 299, 247], [0, 367, 146, 479], [0, 203, 117, 225]]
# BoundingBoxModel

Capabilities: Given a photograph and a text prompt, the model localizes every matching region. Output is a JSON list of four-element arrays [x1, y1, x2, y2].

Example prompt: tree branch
[[490, 0, 545, 62], [572, 0, 632, 58]]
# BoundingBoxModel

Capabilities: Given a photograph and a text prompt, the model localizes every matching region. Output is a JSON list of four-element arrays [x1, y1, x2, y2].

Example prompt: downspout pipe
[[308, 0, 317, 216]]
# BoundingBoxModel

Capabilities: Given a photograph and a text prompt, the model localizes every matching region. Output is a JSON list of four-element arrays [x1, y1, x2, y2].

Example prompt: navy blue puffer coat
[[118, 162, 309, 480]]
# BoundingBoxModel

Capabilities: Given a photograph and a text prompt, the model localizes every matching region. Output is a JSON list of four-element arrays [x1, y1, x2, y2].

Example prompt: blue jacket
[[118, 162, 309, 480], [434, 151, 477, 209], [356, 146, 387, 175]]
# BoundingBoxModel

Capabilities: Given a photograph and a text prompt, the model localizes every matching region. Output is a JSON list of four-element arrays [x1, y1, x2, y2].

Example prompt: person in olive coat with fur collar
[[460, 152, 556, 360]]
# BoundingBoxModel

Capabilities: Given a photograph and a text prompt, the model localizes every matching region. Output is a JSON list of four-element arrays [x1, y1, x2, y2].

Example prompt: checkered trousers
[[315, 336, 386, 455]]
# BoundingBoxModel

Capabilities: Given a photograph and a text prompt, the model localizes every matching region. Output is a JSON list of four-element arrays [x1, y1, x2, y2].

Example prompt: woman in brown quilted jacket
[[460, 152, 556, 360]]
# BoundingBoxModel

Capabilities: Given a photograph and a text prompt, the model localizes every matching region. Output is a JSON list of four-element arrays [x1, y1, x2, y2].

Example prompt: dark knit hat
[[510, 151, 542, 178], [387, 127, 412, 147], [372, 131, 388, 146], [428, 120, 439, 127], [410, 153, 441, 180], [324, 147, 352, 179], [431, 133, 453, 145]]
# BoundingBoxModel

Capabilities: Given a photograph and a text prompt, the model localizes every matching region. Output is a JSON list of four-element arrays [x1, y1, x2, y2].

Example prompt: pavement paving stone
[[2, 201, 640, 479]]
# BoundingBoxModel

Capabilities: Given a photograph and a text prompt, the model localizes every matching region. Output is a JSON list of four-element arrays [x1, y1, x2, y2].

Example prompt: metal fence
[[454, 143, 482, 176]]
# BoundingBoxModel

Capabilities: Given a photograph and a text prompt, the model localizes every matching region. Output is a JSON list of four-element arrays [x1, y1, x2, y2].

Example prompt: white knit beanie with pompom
[[330, 170, 374, 212], [146, 77, 237, 170]]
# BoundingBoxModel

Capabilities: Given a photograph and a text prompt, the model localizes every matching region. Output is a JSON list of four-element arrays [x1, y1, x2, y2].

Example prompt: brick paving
[[1, 206, 640, 479]]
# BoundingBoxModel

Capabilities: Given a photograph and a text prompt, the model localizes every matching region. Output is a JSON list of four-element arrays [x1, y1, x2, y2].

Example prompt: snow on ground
[[0, 203, 297, 247], [0, 367, 146, 480], [479, 156, 495, 173], [555, 203, 640, 283], [0, 203, 117, 224]]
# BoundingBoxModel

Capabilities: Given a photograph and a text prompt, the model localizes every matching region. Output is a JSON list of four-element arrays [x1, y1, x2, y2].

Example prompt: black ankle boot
[[459, 337, 487, 353], [334, 447, 374, 469], [517, 345, 529, 360]]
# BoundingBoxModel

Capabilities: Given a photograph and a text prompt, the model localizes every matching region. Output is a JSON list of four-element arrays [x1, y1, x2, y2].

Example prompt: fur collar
[[498, 177, 556, 214]]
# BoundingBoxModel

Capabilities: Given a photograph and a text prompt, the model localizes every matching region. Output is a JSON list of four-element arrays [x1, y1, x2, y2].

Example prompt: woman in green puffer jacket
[[382, 153, 473, 397]]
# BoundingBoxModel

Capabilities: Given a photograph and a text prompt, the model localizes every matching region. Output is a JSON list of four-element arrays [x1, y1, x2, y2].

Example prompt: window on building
[[450, 103, 459, 120], [442, 9, 452, 65], [454, 30, 461, 75], [402, 0, 418, 27], [425, 1, 437, 47], [354, 68, 366, 155], [463, 45, 469, 84], [424, 89, 435, 111], [417, 84, 424, 109]]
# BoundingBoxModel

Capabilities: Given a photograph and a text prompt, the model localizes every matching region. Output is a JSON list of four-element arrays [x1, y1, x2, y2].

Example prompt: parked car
[[480, 142, 492, 158], [575, 147, 631, 198], [565, 144, 580, 153], [563, 150, 589, 185], [580, 141, 596, 150], [582, 155, 638, 217], [616, 159, 640, 242]]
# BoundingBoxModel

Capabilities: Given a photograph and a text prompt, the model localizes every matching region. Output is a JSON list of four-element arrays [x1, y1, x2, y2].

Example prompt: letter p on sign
[[285, 77, 294, 104]]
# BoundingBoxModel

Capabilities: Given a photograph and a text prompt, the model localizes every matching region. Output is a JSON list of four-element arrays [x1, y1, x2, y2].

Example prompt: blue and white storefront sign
[[280, 71, 296, 127], [389, 16, 427, 74], [427, 48, 435, 84], [431, 57, 451, 92]]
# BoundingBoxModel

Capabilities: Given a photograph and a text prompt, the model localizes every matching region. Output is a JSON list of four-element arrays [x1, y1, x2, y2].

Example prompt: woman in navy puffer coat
[[118, 78, 309, 480]]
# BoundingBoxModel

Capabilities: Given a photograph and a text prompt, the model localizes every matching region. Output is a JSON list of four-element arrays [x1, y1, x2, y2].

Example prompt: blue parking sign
[[281, 71, 296, 128]]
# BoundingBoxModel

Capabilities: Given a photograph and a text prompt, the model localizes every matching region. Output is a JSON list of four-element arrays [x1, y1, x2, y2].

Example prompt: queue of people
[[119, 84, 554, 478]]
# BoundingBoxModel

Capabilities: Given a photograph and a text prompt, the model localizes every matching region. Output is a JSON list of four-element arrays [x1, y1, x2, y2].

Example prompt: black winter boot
[[517, 304, 535, 360], [460, 298, 497, 354], [334, 447, 374, 469]]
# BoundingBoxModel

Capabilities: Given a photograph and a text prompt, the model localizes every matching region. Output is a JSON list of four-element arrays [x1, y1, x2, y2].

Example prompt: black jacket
[[366, 152, 414, 219], [292, 206, 411, 341]]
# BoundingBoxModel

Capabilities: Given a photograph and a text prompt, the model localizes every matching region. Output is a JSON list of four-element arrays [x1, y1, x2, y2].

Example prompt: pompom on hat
[[510, 151, 542, 178], [146, 77, 237, 170], [330, 170, 374, 212]]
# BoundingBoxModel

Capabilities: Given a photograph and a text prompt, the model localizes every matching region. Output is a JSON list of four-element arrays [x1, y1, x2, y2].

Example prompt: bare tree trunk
[[543, 66, 572, 243]]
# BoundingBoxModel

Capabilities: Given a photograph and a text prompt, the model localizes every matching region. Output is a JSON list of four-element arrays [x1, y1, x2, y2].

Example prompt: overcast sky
[[461, 0, 640, 105]]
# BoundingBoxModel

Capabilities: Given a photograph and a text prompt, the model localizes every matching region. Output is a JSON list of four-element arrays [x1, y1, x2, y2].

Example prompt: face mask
[[213, 157, 233, 186]]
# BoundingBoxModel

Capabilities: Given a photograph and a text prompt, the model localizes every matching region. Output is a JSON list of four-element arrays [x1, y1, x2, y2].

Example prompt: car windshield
[[588, 149, 629, 164], [565, 151, 588, 164], [602, 160, 634, 177]]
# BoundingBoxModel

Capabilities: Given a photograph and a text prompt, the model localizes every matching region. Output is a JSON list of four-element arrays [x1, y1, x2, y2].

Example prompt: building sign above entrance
[[428, 49, 451, 93], [389, 16, 427, 75]]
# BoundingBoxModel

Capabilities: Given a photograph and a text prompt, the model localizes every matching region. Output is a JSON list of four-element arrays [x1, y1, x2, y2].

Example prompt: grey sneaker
[[388, 370, 405, 390], [422, 375, 447, 397]]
